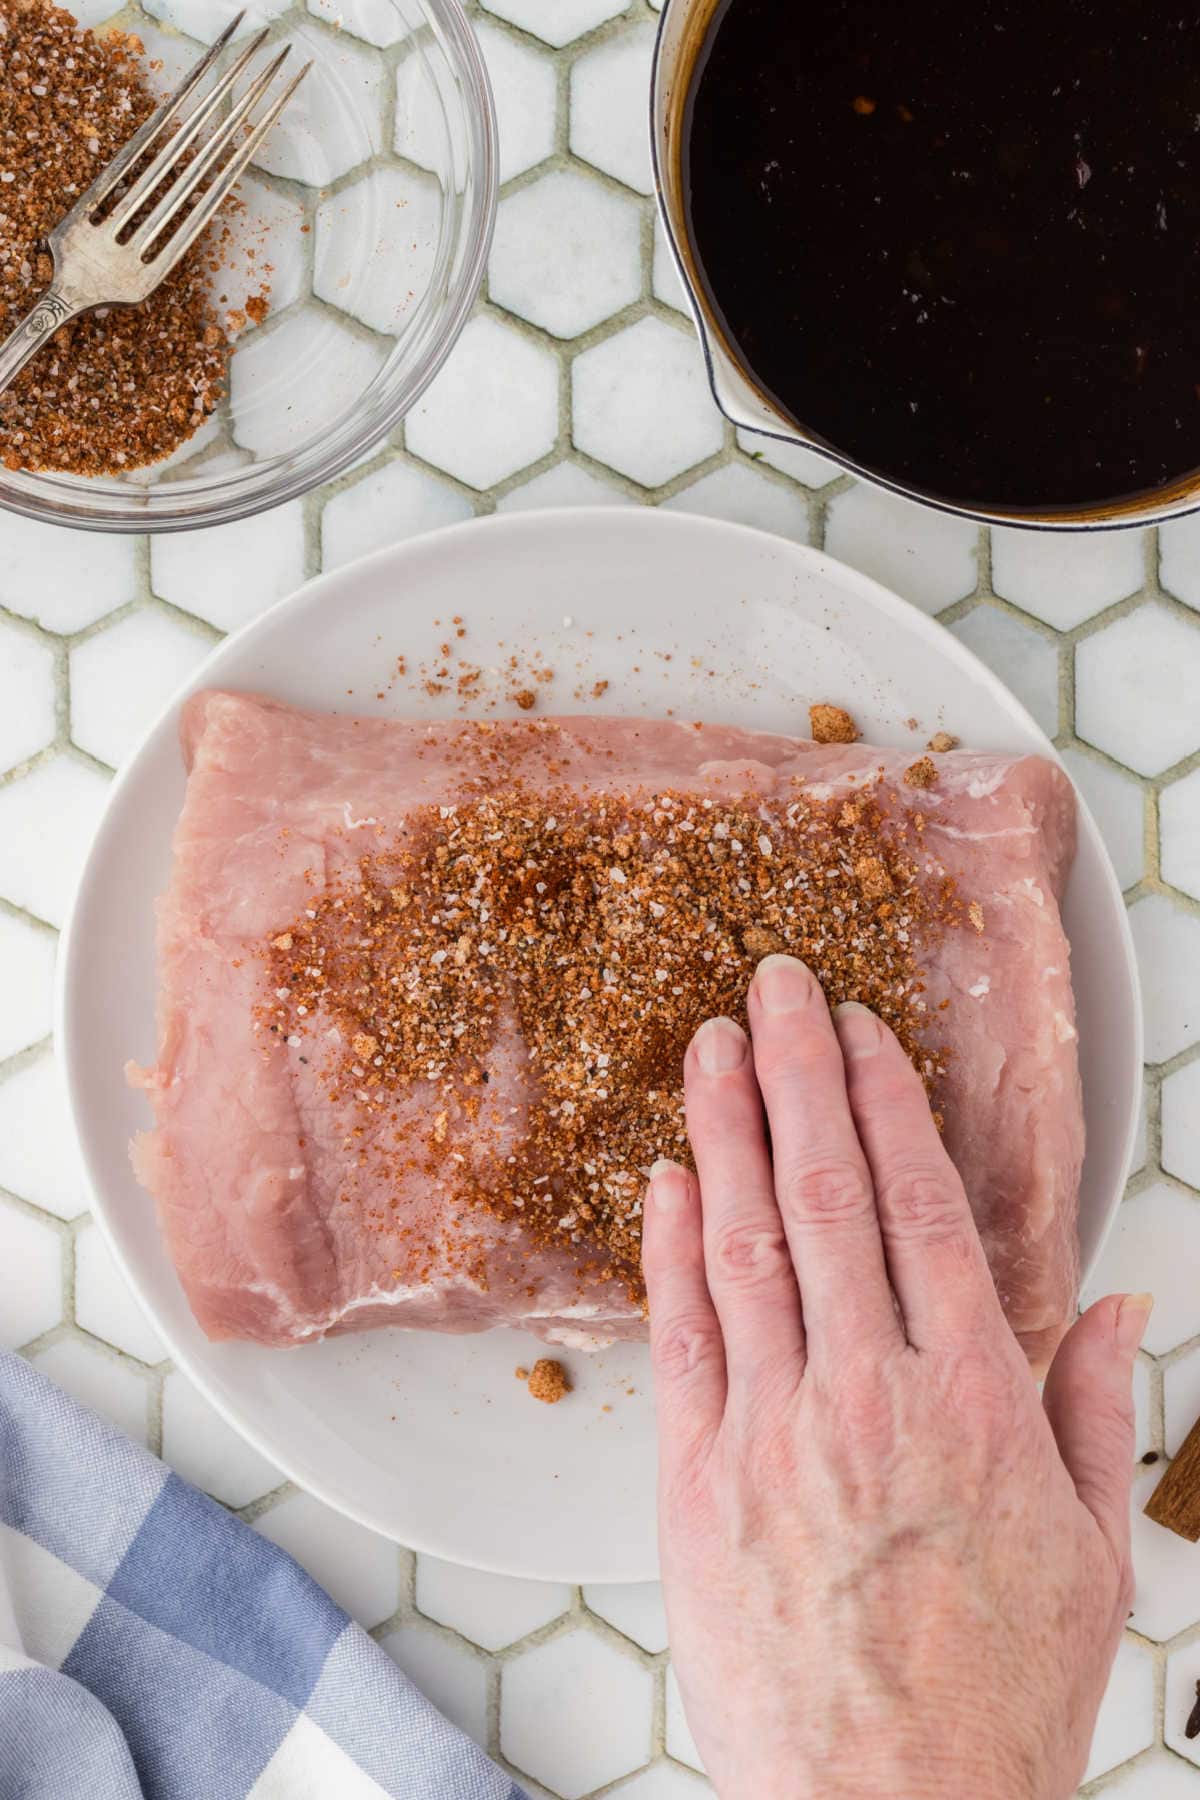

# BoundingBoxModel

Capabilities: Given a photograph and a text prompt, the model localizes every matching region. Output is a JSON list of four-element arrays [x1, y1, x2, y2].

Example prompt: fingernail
[[693, 1016, 747, 1074], [834, 1001, 883, 1059], [1116, 1292, 1154, 1352], [753, 953, 816, 1015], [648, 1160, 692, 1212]]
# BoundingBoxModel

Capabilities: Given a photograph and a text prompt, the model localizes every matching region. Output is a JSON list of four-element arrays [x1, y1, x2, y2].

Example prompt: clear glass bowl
[[0, 0, 497, 533]]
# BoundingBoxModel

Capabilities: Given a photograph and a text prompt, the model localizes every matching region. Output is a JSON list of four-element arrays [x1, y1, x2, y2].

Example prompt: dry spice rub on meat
[[259, 763, 962, 1307]]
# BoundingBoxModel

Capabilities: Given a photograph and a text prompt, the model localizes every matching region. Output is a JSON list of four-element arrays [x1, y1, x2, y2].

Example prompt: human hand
[[642, 954, 1147, 1800]]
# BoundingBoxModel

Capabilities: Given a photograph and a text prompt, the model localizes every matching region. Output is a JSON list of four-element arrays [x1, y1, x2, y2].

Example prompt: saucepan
[[649, 0, 1200, 532]]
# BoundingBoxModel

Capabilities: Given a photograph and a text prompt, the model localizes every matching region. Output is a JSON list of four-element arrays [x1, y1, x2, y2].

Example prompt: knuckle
[[653, 1312, 722, 1384], [776, 1154, 871, 1227], [756, 1033, 842, 1088], [710, 1220, 792, 1288], [875, 1164, 968, 1241]]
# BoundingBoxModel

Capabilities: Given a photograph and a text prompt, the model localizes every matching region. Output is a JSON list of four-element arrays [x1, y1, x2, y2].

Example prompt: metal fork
[[0, 13, 309, 400]]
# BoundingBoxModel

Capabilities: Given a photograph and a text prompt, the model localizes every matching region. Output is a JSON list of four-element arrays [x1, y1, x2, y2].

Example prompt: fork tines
[[85, 12, 309, 269]]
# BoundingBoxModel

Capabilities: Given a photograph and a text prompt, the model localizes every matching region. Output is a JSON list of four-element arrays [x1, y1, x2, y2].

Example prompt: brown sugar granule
[[742, 924, 786, 959], [527, 1359, 571, 1405], [852, 94, 877, 115], [514, 1365, 529, 1382], [968, 901, 986, 934], [259, 739, 967, 1312], [854, 854, 893, 900], [591, 680, 609, 700], [927, 731, 959, 753], [513, 689, 537, 712], [904, 756, 938, 789], [809, 703, 859, 744], [0, 0, 262, 475]]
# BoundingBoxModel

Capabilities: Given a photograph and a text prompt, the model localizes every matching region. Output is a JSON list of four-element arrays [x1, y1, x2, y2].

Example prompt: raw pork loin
[[130, 691, 1083, 1369]]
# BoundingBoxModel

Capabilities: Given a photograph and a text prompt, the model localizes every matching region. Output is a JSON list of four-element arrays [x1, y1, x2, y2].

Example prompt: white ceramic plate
[[58, 509, 1142, 1584]]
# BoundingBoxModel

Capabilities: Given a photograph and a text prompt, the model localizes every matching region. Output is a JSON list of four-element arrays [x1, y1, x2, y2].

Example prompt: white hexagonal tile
[[1084, 1635, 1156, 1782], [1081, 1184, 1200, 1355], [161, 1369, 283, 1509], [152, 504, 307, 635], [491, 170, 641, 340], [0, 518, 137, 634], [1099, 1748, 1200, 1798], [502, 1632, 654, 1797], [823, 484, 977, 615], [316, 166, 441, 337], [247, 22, 384, 186], [415, 1554, 571, 1651], [407, 315, 559, 490], [583, 1582, 668, 1653], [653, 218, 689, 317], [474, 20, 557, 185], [1161, 768, 1200, 903], [1130, 894, 1200, 1064], [736, 428, 842, 490], [481, 0, 628, 50], [1163, 1060, 1200, 1192], [663, 464, 809, 542], [0, 912, 55, 1061], [1076, 604, 1200, 776], [1160, 510, 1200, 613], [949, 605, 1060, 738], [0, 623, 55, 773], [308, 0, 406, 49], [0, 1052, 84, 1219], [610, 1768, 713, 1799], [1133, 1353, 1153, 1462], [991, 526, 1145, 631], [380, 1623, 487, 1743], [254, 1491, 400, 1627], [1164, 1344, 1200, 1457], [214, 171, 309, 319], [497, 462, 634, 512], [1061, 750, 1145, 893], [143, 0, 289, 45], [573, 318, 723, 488], [665, 1666, 704, 1773], [570, 25, 655, 196], [0, 1201, 61, 1350], [322, 462, 474, 569], [30, 1339, 149, 1446], [231, 309, 387, 459], [70, 609, 213, 769], [1129, 1465, 1200, 1640], [75, 1221, 167, 1365], [0, 757, 110, 929]]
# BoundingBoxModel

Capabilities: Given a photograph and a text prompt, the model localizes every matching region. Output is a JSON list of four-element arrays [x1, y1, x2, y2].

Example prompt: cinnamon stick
[[1145, 1413, 1200, 1541]]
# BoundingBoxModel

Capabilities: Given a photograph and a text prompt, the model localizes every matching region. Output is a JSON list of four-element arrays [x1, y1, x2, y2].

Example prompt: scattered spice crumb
[[968, 901, 986, 934], [514, 1365, 529, 1382], [904, 756, 938, 789], [809, 702, 859, 744], [591, 680, 609, 700], [513, 688, 537, 712], [1187, 1680, 1200, 1742], [854, 854, 894, 900], [1141, 1450, 1160, 1465], [527, 1358, 571, 1405], [742, 924, 786, 958], [904, 716, 920, 731], [928, 731, 959, 753], [853, 94, 877, 114]]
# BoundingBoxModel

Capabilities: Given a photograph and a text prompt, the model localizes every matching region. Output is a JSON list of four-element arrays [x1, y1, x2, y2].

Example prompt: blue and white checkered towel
[[0, 1350, 527, 1799]]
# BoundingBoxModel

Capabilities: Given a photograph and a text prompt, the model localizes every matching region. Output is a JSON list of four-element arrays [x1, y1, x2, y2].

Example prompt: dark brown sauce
[[683, 0, 1200, 512]]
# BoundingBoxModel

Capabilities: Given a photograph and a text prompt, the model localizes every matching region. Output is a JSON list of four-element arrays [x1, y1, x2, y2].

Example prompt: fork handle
[[0, 287, 81, 401]]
